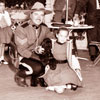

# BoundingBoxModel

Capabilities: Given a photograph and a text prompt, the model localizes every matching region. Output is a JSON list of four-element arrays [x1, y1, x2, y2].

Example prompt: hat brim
[[31, 9, 52, 14]]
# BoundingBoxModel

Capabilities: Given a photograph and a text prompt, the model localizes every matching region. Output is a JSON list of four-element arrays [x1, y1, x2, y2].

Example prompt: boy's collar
[[56, 41, 66, 45]]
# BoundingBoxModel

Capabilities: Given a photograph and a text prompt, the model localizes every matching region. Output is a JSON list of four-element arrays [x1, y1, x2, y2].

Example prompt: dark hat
[[0, 0, 5, 3], [31, 2, 52, 14]]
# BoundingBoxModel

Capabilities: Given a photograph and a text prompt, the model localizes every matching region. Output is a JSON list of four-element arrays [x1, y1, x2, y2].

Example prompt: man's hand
[[35, 46, 44, 54]]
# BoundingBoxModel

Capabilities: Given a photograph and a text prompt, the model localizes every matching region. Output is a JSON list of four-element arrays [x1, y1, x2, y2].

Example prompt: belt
[[56, 59, 68, 64]]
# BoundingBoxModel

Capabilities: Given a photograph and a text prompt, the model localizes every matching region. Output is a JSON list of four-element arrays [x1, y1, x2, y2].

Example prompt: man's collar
[[32, 25, 40, 29], [29, 20, 40, 29]]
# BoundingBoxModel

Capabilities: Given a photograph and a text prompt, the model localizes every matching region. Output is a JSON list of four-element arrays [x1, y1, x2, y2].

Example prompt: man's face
[[31, 10, 44, 26]]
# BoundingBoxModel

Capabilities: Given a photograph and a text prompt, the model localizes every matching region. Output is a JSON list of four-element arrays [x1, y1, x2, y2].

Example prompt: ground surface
[[0, 50, 100, 100]]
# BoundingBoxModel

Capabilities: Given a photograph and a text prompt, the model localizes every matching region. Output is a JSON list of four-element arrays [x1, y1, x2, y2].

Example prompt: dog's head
[[41, 38, 52, 54]]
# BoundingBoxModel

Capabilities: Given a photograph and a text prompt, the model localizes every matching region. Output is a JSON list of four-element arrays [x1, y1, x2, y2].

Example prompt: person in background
[[73, 0, 100, 61], [14, 2, 53, 86], [43, 27, 82, 94], [53, 0, 77, 23], [0, 0, 12, 64], [32, 0, 46, 6]]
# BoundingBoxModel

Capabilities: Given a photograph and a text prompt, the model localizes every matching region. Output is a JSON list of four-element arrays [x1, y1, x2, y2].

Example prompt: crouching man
[[14, 2, 54, 87]]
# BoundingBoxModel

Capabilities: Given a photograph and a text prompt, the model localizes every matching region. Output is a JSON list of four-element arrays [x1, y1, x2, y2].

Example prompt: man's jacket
[[14, 21, 51, 58]]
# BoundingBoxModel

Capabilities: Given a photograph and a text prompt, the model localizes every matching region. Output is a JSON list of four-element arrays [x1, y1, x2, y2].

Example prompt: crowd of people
[[0, 0, 100, 94]]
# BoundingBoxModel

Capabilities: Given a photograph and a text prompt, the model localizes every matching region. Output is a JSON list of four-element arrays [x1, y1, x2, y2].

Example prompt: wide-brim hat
[[31, 2, 52, 14]]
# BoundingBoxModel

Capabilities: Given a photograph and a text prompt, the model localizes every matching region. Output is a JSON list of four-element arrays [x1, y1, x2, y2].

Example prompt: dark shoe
[[0, 60, 8, 65], [71, 84, 78, 91], [39, 78, 48, 87], [31, 77, 38, 87], [31, 82, 38, 87], [66, 83, 78, 91]]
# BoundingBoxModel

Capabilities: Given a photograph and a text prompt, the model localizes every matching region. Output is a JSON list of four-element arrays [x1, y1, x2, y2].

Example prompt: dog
[[39, 38, 57, 70]]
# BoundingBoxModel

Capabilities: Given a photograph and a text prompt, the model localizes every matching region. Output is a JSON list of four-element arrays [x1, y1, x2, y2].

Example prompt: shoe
[[55, 86, 65, 93], [46, 86, 55, 91], [31, 82, 38, 87], [30, 77, 38, 87], [0, 60, 8, 65], [66, 83, 78, 91], [71, 84, 78, 91], [39, 78, 48, 87]]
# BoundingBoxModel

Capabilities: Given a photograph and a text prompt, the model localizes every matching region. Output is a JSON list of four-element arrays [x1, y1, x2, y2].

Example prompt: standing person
[[0, 0, 12, 64], [32, 0, 46, 6], [53, 0, 77, 23], [73, 0, 100, 61], [43, 27, 82, 93], [14, 2, 53, 86]]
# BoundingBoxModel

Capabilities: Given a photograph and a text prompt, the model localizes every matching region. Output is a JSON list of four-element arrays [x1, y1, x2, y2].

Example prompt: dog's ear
[[49, 58, 57, 70], [41, 38, 52, 48]]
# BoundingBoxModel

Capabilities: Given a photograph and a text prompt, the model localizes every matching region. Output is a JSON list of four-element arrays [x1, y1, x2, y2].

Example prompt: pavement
[[0, 50, 100, 100]]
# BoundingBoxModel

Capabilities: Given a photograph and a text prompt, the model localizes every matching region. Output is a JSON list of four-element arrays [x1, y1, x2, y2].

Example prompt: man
[[14, 2, 52, 60], [74, 0, 100, 61], [14, 2, 53, 87], [53, 0, 77, 23]]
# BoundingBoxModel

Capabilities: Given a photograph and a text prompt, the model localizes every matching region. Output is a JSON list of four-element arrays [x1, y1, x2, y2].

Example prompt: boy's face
[[56, 29, 69, 44], [0, 2, 5, 12], [31, 10, 44, 26]]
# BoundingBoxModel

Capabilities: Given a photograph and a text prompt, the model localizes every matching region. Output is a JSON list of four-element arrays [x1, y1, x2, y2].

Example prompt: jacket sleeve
[[14, 27, 32, 58]]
